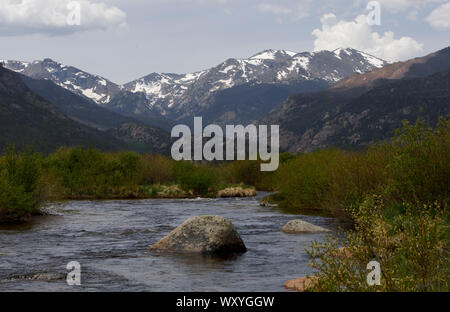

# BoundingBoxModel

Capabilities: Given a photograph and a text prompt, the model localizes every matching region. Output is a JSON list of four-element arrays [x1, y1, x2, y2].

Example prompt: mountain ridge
[[122, 48, 387, 120], [1, 48, 387, 125]]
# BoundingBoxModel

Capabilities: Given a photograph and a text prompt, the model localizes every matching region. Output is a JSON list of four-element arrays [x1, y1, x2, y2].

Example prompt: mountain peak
[[42, 58, 56, 63], [249, 49, 297, 60], [334, 46, 450, 89], [332, 47, 355, 56]]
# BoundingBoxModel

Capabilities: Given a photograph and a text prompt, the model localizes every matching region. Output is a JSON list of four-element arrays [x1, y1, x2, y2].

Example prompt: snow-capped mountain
[[1, 48, 387, 124], [121, 48, 387, 118], [0, 58, 120, 104]]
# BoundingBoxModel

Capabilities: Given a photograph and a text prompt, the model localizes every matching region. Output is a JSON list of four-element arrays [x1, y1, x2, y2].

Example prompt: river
[[0, 193, 337, 292]]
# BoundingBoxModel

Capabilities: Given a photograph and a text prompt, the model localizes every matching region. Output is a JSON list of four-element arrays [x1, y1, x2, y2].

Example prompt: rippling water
[[0, 193, 337, 292]]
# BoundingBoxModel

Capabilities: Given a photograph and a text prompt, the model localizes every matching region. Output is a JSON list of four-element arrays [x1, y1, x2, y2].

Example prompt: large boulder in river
[[282, 220, 330, 234], [150, 215, 247, 255]]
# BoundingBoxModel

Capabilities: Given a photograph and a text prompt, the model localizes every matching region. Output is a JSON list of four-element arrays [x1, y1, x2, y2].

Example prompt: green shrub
[[175, 161, 217, 196], [46, 147, 104, 196], [109, 151, 143, 187], [217, 160, 276, 191], [274, 149, 340, 213], [45, 147, 146, 198], [307, 196, 449, 292], [279, 152, 296, 163], [141, 154, 176, 185], [268, 116, 450, 218], [383, 117, 450, 205], [0, 147, 43, 223]]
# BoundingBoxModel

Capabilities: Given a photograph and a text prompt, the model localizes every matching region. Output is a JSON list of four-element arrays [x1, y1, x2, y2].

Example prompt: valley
[[0, 45, 448, 293]]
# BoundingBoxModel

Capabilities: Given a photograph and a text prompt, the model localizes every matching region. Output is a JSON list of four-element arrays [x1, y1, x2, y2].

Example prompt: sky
[[0, 0, 449, 84]]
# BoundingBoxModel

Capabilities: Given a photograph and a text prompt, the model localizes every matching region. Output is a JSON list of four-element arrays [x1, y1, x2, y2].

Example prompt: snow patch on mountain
[[250, 49, 297, 60], [1, 58, 120, 105]]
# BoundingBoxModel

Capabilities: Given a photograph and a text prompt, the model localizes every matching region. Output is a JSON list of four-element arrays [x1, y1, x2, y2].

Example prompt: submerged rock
[[150, 215, 247, 255], [259, 202, 278, 207], [259, 194, 280, 207], [281, 219, 330, 234]]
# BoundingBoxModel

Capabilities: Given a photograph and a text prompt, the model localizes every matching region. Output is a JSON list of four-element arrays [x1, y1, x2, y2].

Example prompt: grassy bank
[[0, 147, 264, 224]]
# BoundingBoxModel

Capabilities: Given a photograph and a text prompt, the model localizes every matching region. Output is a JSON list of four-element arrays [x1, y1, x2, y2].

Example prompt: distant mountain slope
[[0, 65, 125, 154], [287, 70, 450, 152], [321, 70, 450, 147], [260, 47, 450, 153], [334, 46, 450, 89], [178, 79, 331, 126], [18, 75, 172, 154], [106, 90, 175, 131], [107, 123, 172, 155], [20, 75, 140, 130]]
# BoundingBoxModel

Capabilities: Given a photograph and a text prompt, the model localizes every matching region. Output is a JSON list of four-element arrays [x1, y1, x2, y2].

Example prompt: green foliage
[[216, 159, 276, 191], [0, 147, 43, 223], [45, 147, 145, 198], [2, 145, 273, 201], [269, 116, 450, 217], [141, 154, 175, 185], [279, 152, 296, 164], [175, 161, 217, 196], [384, 117, 450, 204], [307, 196, 449, 292], [275, 149, 339, 212]]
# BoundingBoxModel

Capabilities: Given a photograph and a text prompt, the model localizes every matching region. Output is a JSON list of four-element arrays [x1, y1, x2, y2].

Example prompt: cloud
[[312, 13, 423, 62], [0, 0, 127, 36], [426, 3, 450, 29], [258, 3, 292, 15], [374, 0, 442, 12], [257, 1, 312, 21]]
